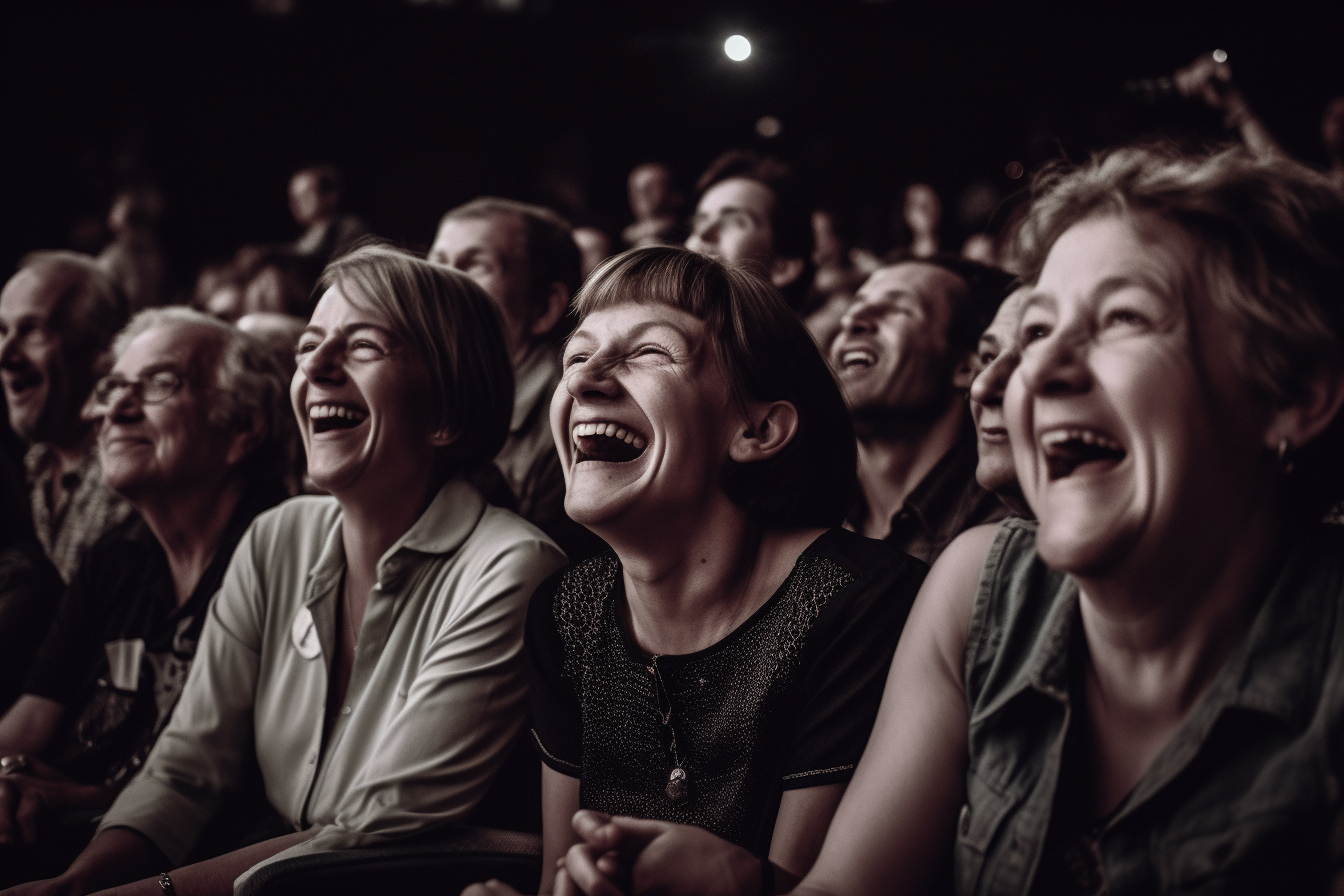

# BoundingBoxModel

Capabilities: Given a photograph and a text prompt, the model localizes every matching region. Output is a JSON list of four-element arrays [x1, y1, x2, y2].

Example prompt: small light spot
[[724, 35, 752, 62], [1005, 161, 1025, 180], [756, 115, 782, 138], [1212, 48, 1228, 64]]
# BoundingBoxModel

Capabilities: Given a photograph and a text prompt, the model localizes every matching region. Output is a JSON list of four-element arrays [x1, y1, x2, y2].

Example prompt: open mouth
[[837, 347, 877, 371], [572, 421, 648, 464], [3, 370, 41, 398], [1041, 428, 1126, 480], [309, 403, 368, 434]]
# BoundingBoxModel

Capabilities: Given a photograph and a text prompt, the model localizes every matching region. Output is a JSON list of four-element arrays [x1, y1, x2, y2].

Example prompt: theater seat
[[236, 826, 542, 896]]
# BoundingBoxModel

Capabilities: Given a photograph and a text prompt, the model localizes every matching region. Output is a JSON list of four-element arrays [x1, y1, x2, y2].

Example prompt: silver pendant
[[665, 766, 689, 803]]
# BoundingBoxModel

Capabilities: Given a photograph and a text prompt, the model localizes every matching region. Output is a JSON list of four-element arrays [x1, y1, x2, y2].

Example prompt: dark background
[[2, 0, 1341, 297]]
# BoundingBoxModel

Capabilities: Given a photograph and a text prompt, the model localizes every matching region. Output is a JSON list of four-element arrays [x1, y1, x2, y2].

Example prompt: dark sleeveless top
[[957, 518, 1344, 895]]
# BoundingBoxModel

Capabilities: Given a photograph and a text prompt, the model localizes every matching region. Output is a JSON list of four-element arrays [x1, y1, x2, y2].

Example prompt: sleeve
[[235, 533, 568, 890], [95, 519, 267, 865], [778, 542, 928, 790], [21, 541, 114, 707], [524, 566, 584, 777]]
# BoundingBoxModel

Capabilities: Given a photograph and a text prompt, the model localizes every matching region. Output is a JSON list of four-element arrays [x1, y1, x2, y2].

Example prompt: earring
[[1276, 438, 1295, 475]]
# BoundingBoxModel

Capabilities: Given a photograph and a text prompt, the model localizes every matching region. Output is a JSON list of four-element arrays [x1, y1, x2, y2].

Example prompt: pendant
[[665, 766, 689, 803]]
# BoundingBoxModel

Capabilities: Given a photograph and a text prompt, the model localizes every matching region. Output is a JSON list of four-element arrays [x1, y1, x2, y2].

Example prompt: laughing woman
[[469, 247, 926, 896], [13, 246, 567, 896], [558, 147, 1344, 896]]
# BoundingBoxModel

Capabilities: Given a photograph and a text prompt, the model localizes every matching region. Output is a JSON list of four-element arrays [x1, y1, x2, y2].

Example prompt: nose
[[564, 353, 619, 400], [970, 349, 1020, 407], [298, 337, 344, 384], [686, 218, 718, 254], [1016, 326, 1090, 397], [0, 329, 25, 369], [838, 298, 879, 336]]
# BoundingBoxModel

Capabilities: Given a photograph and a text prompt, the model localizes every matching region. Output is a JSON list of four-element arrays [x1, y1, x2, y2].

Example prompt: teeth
[[571, 422, 647, 450], [1040, 428, 1123, 452], [309, 404, 368, 422], [841, 349, 876, 367]]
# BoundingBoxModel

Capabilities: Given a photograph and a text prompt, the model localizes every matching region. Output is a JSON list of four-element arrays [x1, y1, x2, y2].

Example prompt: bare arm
[[767, 784, 844, 882], [791, 524, 993, 896], [82, 830, 314, 896], [0, 695, 64, 756]]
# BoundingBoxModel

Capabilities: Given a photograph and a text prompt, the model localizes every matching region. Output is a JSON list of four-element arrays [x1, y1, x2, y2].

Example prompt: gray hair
[[114, 307, 295, 493]]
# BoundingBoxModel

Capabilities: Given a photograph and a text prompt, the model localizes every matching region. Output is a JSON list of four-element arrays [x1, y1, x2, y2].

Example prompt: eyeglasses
[[91, 370, 185, 406]]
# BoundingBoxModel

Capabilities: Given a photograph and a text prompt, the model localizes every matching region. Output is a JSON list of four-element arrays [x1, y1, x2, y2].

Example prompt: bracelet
[[758, 856, 774, 896], [157, 872, 177, 895]]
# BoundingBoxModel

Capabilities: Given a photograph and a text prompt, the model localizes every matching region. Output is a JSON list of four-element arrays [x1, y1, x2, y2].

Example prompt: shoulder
[[532, 552, 619, 635], [461, 504, 567, 576]]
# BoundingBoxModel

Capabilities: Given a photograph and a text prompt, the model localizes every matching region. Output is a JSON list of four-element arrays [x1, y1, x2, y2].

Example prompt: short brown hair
[[575, 246, 855, 529], [319, 244, 514, 478]]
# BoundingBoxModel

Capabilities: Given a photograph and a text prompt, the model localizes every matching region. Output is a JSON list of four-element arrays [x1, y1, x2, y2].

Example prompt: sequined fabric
[[552, 551, 855, 848]]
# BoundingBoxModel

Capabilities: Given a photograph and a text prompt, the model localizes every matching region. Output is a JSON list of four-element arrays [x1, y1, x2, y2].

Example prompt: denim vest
[[956, 518, 1344, 895]]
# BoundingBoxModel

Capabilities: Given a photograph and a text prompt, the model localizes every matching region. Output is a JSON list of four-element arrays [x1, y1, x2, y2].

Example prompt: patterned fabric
[[530, 528, 926, 855], [24, 444, 132, 583]]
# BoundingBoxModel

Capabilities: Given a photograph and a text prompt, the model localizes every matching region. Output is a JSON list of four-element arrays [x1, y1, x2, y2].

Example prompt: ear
[[529, 282, 571, 338], [225, 414, 265, 467], [729, 400, 799, 463], [430, 424, 458, 448], [769, 256, 805, 290], [951, 350, 976, 391], [1263, 367, 1344, 452]]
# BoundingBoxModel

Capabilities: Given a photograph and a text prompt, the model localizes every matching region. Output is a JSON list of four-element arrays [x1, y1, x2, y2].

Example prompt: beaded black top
[[527, 527, 926, 854]]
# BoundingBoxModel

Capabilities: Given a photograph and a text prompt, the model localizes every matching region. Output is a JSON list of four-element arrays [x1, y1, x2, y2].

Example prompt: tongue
[[1045, 440, 1125, 480], [576, 433, 644, 463]]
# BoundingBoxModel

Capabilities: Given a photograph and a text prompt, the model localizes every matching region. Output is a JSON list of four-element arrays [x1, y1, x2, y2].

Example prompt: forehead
[[1035, 214, 1195, 303], [115, 322, 217, 378], [858, 263, 961, 314], [0, 268, 68, 320], [572, 300, 706, 342], [433, 213, 527, 258], [309, 284, 395, 329], [696, 177, 774, 219]]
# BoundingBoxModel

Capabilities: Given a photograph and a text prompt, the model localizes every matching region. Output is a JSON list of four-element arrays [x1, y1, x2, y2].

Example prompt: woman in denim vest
[[558, 145, 1344, 896]]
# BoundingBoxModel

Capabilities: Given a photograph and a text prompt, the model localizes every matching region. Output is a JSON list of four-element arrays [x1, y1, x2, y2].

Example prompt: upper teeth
[[841, 349, 876, 367], [1040, 428, 1123, 452], [572, 421, 646, 450], [310, 405, 367, 422]]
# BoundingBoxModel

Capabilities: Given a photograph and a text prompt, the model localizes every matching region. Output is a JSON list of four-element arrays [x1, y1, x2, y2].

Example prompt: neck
[[598, 494, 823, 656], [136, 476, 245, 607], [44, 425, 96, 473], [337, 476, 442, 586], [853, 394, 966, 538]]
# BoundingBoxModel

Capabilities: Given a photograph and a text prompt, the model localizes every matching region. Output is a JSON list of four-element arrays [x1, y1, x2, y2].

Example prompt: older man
[[0, 309, 291, 881], [0, 252, 131, 581], [429, 198, 601, 557], [831, 256, 1013, 564]]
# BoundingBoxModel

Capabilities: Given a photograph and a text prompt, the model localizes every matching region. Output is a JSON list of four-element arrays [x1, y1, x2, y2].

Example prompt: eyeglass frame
[[90, 369, 186, 407]]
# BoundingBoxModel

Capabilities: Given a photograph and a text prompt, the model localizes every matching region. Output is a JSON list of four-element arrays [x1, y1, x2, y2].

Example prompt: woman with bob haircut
[[466, 245, 926, 896], [18, 245, 567, 896], [555, 145, 1344, 895]]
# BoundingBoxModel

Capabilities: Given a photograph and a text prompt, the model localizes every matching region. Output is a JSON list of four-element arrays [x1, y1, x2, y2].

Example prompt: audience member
[[968, 286, 1031, 515], [0, 252, 132, 582], [1173, 51, 1283, 159], [558, 143, 1344, 896], [621, 162, 685, 248], [832, 256, 1013, 563], [96, 187, 165, 313], [12, 245, 567, 896], [572, 225, 613, 281], [685, 151, 811, 311], [288, 165, 370, 263], [0, 308, 291, 884], [430, 197, 599, 558], [238, 249, 320, 320], [899, 183, 942, 259], [0, 434, 64, 715], [465, 246, 924, 896]]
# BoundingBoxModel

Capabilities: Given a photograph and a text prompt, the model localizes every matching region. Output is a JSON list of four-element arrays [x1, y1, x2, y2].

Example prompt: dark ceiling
[[2, 0, 1341, 293]]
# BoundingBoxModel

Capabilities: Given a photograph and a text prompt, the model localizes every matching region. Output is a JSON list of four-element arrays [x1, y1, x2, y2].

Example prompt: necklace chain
[[649, 656, 690, 803]]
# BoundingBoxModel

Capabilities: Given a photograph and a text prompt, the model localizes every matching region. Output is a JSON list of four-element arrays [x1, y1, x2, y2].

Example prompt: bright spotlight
[[724, 35, 751, 62], [1211, 48, 1228, 63]]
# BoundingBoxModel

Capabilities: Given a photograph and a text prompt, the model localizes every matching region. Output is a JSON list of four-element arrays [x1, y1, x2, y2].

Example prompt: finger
[[563, 843, 628, 896], [570, 809, 613, 840], [460, 880, 522, 896]]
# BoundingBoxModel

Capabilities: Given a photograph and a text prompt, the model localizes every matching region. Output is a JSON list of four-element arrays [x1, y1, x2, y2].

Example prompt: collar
[[510, 345, 561, 435], [305, 477, 487, 602], [896, 420, 983, 534], [24, 442, 98, 481]]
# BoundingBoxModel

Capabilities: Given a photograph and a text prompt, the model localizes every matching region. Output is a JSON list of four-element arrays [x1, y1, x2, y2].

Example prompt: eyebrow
[[300, 322, 399, 341], [567, 318, 696, 349]]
